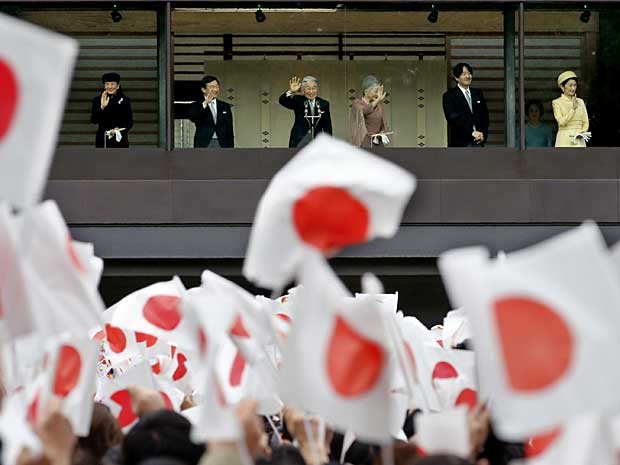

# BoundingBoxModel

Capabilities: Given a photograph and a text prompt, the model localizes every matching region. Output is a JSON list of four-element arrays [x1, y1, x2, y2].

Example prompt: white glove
[[371, 134, 390, 145], [572, 132, 591, 145]]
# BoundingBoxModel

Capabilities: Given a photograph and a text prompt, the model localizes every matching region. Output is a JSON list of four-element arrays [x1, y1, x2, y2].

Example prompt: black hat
[[101, 72, 121, 84]]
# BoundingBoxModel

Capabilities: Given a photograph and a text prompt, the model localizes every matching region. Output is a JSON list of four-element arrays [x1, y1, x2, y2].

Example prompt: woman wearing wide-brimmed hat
[[552, 70, 589, 147]]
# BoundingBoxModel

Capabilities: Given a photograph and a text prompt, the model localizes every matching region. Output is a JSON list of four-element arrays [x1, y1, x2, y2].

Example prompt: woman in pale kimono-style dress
[[350, 75, 390, 148], [552, 70, 589, 147]]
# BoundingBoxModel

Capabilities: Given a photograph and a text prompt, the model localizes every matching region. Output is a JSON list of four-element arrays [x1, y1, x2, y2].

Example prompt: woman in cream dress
[[552, 70, 589, 147]]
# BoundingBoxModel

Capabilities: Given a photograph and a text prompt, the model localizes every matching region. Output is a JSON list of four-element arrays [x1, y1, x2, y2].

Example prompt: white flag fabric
[[518, 413, 615, 465], [243, 135, 416, 290], [0, 201, 104, 339], [279, 252, 394, 442], [413, 407, 471, 458], [439, 222, 620, 439], [42, 336, 99, 436], [105, 277, 204, 354], [0, 13, 78, 208]]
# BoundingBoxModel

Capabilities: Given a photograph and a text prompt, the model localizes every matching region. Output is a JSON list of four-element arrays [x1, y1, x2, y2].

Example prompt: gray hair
[[301, 76, 319, 89], [361, 75, 381, 93]]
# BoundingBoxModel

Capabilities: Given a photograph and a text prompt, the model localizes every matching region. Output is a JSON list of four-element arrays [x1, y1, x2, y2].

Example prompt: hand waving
[[289, 76, 301, 93], [100, 91, 110, 110]]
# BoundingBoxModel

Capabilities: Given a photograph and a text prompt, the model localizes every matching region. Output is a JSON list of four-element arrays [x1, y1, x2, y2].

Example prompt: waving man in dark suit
[[188, 75, 234, 148], [442, 63, 489, 147], [279, 75, 333, 148]]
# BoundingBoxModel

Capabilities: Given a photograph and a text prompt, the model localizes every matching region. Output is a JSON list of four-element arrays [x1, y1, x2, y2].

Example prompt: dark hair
[[560, 77, 577, 88], [271, 444, 307, 465], [75, 403, 123, 465], [526, 100, 544, 117], [200, 76, 220, 88], [102, 72, 121, 84], [452, 63, 473, 79], [122, 410, 205, 465], [413, 455, 474, 465]]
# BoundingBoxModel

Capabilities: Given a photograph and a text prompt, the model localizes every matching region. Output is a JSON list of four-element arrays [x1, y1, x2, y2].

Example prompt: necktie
[[465, 89, 473, 112], [309, 100, 315, 115], [209, 100, 217, 123]]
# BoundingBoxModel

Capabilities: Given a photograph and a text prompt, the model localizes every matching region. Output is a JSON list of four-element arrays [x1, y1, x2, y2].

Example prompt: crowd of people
[[91, 64, 590, 149]]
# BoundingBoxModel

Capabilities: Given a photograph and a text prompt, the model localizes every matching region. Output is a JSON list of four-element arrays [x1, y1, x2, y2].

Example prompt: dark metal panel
[[84, 180, 173, 223], [530, 180, 619, 222], [171, 179, 268, 222], [170, 149, 274, 179], [44, 181, 90, 222], [69, 224, 620, 260], [440, 150, 524, 179], [401, 180, 441, 222], [440, 179, 531, 222], [523, 149, 617, 179], [51, 148, 169, 180]]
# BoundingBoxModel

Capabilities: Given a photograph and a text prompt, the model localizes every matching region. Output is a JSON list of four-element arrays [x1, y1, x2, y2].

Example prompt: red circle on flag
[[27, 390, 41, 426], [151, 360, 161, 375], [53, 345, 82, 397], [0, 60, 19, 141], [431, 361, 458, 382], [111, 389, 137, 428], [172, 353, 188, 381], [135, 331, 158, 347], [106, 324, 127, 353], [276, 313, 292, 324], [293, 186, 369, 253], [326, 315, 384, 397], [160, 391, 174, 410], [230, 315, 250, 338], [455, 388, 477, 410], [198, 327, 208, 355], [494, 296, 574, 392], [229, 349, 246, 387], [66, 236, 85, 273], [142, 295, 182, 330], [525, 427, 562, 457]]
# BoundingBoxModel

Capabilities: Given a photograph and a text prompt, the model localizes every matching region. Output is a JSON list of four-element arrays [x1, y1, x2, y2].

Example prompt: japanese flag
[[520, 413, 614, 465], [42, 336, 99, 436], [279, 252, 394, 442], [439, 222, 620, 439], [243, 135, 416, 290], [98, 361, 155, 431], [0, 13, 78, 208], [0, 201, 104, 339], [105, 277, 204, 354], [413, 406, 471, 458]]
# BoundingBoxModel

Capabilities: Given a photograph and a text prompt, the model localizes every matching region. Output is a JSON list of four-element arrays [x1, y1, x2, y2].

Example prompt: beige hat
[[557, 70, 578, 88]]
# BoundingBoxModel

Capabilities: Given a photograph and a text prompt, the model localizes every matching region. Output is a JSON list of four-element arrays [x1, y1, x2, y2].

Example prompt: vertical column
[[518, 2, 526, 150], [158, 1, 173, 150], [504, 5, 516, 148]]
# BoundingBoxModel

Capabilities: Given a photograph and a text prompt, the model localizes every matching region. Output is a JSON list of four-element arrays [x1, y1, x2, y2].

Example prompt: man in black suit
[[279, 75, 333, 148], [442, 63, 489, 147], [188, 76, 234, 148]]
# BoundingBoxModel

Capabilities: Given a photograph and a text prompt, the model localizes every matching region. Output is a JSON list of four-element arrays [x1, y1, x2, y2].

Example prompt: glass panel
[[172, 6, 505, 149], [17, 8, 159, 148], [523, 7, 620, 148]]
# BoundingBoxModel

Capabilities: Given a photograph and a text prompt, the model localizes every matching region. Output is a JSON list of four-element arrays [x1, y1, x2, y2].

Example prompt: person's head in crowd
[[73, 403, 123, 465], [201, 75, 220, 100], [372, 442, 421, 465], [102, 72, 121, 95], [361, 75, 382, 101], [301, 76, 319, 101], [122, 410, 205, 465], [136, 457, 189, 465], [526, 100, 545, 125], [557, 70, 578, 98], [452, 63, 473, 89], [329, 433, 376, 465], [413, 455, 474, 465], [270, 444, 307, 465]]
